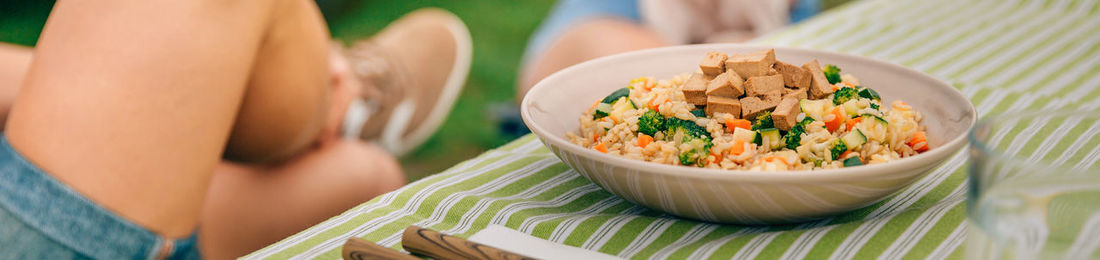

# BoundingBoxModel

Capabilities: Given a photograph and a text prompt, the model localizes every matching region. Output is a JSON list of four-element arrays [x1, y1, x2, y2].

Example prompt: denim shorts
[[522, 0, 822, 67], [0, 136, 200, 259]]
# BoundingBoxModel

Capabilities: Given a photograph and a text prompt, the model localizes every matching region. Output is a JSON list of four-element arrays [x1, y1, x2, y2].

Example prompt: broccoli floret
[[830, 140, 847, 161], [665, 118, 713, 166], [690, 109, 706, 118], [784, 117, 815, 149], [677, 138, 712, 166], [832, 87, 859, 105], [637, 110, 666, 136], [664, 117, 711, 140], [823, 65, 842, 84], [751, 111, 775, 130]]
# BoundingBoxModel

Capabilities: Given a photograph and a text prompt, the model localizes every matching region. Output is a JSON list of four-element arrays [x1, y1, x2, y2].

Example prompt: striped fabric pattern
[[247, 0, 1100, 258]]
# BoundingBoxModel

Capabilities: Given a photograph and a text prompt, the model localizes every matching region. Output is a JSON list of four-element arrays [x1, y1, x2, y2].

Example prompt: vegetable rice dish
[[568, 49, 929, 171]]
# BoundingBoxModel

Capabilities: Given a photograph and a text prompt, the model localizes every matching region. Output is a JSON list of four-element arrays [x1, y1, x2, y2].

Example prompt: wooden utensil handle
[[401, 225, 534, 260], [342, 237, 419, 260]]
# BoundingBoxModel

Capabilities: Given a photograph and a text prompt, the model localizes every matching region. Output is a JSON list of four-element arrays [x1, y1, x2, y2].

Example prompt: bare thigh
[[0, 44, 30, 129]]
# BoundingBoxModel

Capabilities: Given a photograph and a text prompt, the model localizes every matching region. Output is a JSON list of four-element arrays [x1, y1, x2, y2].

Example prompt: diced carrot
[[725, 119, 752, 131], [730, 139, 746, 155], [647, 96, 666, 112], [840, 150, 854, 159], [637, 134, 654, 148], [593, 133, 600, 143], [763, 156, 790, 165], [908, 131, 929, 152], [846, 117, 862, 131], [832, 85, 839, 91], [593, 142, 608, 153], [824, 107, 844, 132], [589, 100, 599, 112], [709, 152, 720, 164]]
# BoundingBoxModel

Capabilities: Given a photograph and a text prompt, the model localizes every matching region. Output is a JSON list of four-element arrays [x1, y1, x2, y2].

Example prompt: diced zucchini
[[841, 100, 867, 117], [843, 157, 863, 167], [860, 114, 888, 125], [594, 103, 612, 119], [870, 103, 880, 110], [862, 114, 888, 125], [732, 127, 755, 142], [856, 114, 889, 142], [601, 88, 631, 104], [800, 99, 831, 121], [841, 129, 867, 148], [858, 88, 881, 101], [754, 128, 782, 149], [609, 97, 634, 121], [874, 115, 889, 125]]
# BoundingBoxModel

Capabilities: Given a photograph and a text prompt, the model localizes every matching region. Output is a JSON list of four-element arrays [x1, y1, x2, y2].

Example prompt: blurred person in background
[[517, 0, 821, 100], [0, 0, 470, 259]]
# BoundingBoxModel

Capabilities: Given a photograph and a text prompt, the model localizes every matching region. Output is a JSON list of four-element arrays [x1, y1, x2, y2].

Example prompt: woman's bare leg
[[0, 43, 31, 130], [5, 0, 328, 238], [518, 19, 667, 103], [200, 140, 404, 259], [0, 59, 394, 258], [223, 0, 333, 163], [0, 39, 404, 258]]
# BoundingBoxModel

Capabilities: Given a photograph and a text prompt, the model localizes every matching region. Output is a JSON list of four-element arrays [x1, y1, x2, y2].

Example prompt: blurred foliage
[[0, 0, 53, 46]]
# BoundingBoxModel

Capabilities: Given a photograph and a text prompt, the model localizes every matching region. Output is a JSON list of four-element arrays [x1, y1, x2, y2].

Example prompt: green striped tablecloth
[[249, 0, 1100, 258]]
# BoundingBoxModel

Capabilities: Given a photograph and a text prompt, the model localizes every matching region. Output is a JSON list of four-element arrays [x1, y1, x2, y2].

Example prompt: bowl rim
[[521, 43, 976, 182]]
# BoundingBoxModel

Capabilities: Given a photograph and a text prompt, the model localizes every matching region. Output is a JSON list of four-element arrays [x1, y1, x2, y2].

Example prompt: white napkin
[[467, 225, 623, 260]]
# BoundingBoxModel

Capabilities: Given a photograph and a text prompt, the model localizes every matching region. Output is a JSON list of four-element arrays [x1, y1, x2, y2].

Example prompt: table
[[248, 0, 1100, 258]]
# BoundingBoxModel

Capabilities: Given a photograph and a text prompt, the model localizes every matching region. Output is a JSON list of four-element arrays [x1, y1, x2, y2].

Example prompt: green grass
[[0, 0, 555, 181]]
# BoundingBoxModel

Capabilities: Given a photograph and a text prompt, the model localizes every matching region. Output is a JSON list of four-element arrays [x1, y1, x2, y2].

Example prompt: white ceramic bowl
[[521, 44, 976, 224]]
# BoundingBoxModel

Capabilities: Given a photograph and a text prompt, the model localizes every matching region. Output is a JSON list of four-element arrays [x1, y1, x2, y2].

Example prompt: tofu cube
[[802, 59, 835, 100], [745, 75, 784, 97], [772, 97, 802, 131], [706, 96, 741, 117], [782, 87, 808, 100], [724, 49, 776, 78], [683, 73, 708, 105], [740, 95, 780, 119], [774, 61, 811, 89], [762, 91, 783, 105], [700, 52, 728, 77], [705, 70, 744, 97]]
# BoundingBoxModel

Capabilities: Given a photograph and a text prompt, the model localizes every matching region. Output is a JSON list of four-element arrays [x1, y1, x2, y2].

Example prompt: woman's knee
[[222, 0, 333, 164], [340, 141, 406, 194]]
